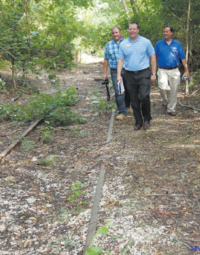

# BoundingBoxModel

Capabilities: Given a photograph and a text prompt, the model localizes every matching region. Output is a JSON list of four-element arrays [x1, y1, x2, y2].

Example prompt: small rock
[[0, 224, 6, 232], [166, 220, 174, 225], [13, 251, 21, 255], [27, 197, 36, 204], [5, 176, 16, 183], [31, 157, 38, 162]]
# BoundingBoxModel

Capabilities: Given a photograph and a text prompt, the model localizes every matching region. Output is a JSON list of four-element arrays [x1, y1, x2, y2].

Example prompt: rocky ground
[[0, 64, 200, 255]]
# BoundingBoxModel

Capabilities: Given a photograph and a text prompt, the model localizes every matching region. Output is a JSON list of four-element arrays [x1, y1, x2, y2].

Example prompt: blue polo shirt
[[104, 37, 125, 69], [155, 38, 186, 68], [118, 35, 155, 71]]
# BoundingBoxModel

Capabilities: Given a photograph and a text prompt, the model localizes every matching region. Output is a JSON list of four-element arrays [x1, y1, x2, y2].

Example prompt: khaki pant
[[157, 68, 180, 112]]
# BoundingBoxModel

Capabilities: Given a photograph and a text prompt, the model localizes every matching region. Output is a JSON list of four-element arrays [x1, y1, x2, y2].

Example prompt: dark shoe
[[143, 121, 150, 130], [168, 111, 176, 116], [134, 124, 142, 130], [162, 104, 167, 112]]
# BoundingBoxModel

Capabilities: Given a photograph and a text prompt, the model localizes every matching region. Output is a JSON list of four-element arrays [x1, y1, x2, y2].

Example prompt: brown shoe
[[168, 111, 176, 116], [126, 107, 132, 113], [116, 114, 127, 120], [143, 121, 150, 130]]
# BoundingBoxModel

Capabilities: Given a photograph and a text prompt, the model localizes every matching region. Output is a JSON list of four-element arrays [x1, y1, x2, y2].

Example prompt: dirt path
[[0, 64, 200, 255]]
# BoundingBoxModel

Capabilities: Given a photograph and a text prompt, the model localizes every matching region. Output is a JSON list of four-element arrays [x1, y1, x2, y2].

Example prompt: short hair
[[164, 25, 174, 32], [111, 26, 121, 32], [128, 21, 139, 29]]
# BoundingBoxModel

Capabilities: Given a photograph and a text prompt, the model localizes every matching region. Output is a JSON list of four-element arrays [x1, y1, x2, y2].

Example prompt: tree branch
[[166, 6, 181, 20], [0, 46, 16, 59]]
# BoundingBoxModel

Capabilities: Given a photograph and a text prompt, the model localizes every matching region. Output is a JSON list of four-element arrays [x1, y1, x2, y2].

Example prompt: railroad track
[[83, 108, 115, 254], [0, 119, 42, 163], [0, 108, 116, 254], [1, 67, 197, 254]]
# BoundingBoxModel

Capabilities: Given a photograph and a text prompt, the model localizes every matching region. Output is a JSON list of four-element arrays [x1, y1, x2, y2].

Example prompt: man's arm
[[103, 59, 109, 80], [149, 54, 157, 82], [182, 59, 190, 78], [117, 58, 124, 82]]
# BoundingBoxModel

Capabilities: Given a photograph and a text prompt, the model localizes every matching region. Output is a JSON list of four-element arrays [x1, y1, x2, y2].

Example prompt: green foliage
[[89, 89, 99, 98], [86, 221, 112, 255], [160, 0, 200, 69], [95, 98, 116, 111], [0, 0, 93, 90], [70, 128, 87, 136], [0, 86, 81, 125], [21, 138, 36, 151], [89, 88, 116, 111], [40, 121, 53, 143], [0, 78, 6, 90], [67, 181, 87, 209]]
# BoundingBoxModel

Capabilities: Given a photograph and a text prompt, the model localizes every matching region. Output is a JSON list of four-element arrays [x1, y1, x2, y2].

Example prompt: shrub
[[0, 86, 81, 125]]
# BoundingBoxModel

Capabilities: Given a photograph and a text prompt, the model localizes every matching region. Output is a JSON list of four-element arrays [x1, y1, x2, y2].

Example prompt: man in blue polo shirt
[[155, 25, 190, 116], [117, 21, 156, 130], [103, 26, 130, 121]]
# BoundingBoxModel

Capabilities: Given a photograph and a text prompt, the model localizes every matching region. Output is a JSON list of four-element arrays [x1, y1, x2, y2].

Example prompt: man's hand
[[149, 54, 157, 83], [182, 59, 189, 79], [117, 58, 124, 82], [117, 75, 122, 82], [182, 71, 190, 79], [151, 75, 156, 83], [103, 74, 108, 80]]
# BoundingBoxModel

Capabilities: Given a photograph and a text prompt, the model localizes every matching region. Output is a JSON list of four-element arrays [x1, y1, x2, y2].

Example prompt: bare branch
[[166, 6, 181, 20], [0, 46, 16, 59]]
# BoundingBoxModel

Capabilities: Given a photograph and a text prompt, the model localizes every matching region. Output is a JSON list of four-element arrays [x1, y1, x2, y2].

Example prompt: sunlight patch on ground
[[77, 53, 103, 64]]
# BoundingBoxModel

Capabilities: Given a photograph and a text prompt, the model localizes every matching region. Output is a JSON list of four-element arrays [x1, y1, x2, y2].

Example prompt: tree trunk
[[23, 0, 31, 51], [185, 0, 190, 96], [11, 59, 17, 90], [130, 0, 137, 15], [121, 0, 130, 19]]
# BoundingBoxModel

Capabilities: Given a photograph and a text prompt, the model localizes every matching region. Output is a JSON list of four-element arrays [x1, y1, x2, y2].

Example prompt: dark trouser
[[124, 68, 152, 126], [123, 73, 131, 108]]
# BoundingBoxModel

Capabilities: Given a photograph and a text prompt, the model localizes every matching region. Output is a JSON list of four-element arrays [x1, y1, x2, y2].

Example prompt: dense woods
[[0, 0, 199, 88]]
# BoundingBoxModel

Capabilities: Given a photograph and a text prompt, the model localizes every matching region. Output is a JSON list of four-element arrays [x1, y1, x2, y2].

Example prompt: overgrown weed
[[0, 86, 84, 125], [89, 89, 115, 111]]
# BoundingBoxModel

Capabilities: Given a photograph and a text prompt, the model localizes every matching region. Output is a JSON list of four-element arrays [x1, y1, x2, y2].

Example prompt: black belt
[[125, 67, 149, 74], [159, 66, 178, 70], [111, 68, 126, 72]]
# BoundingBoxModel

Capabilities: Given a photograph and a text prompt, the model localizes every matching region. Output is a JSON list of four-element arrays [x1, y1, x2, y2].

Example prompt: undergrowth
[[0, 86, 84, 125], [21, 138, 36, 151], [89, 89, 115, 111]]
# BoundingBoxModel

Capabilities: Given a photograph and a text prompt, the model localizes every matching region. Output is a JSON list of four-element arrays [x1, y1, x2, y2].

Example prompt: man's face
[[128, 23, 139, 39], [112, 28, 121, 42], [163, 27, 173, 40]]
